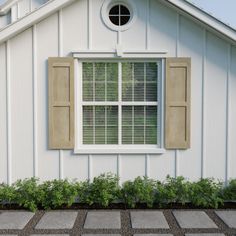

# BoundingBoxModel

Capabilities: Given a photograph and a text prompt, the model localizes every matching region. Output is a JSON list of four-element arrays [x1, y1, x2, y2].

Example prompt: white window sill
[[73, 148, 166, 155]]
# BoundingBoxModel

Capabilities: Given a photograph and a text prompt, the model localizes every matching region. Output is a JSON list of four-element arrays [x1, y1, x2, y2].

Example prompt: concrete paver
[[173, 211, 218, 228], [131, 211, 169, 229], [35, 211, 77, 229], [215, 210, 236, 228], [185, 234, 225, 236], [0, 211, 34, 229], [133, 234, 173, 236], [84, 211, 121, 229]]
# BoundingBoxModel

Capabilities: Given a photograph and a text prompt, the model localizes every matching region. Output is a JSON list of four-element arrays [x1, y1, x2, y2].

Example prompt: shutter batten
[[165, 58, 191, 149], [48, 57, 74, 149]]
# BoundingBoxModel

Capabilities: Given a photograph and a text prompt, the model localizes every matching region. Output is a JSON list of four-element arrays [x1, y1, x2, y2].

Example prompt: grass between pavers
[[0, 173, 236, 212]]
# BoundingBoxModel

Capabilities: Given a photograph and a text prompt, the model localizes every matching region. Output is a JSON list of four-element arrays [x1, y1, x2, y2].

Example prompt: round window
[[101, 0, 137, 31], [109, 4, 131, 26]]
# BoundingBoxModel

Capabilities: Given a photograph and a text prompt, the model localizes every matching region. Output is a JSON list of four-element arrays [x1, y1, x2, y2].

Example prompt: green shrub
[[13, 178, 40, 212], [38, 179, 80, 210], [78, 173, 120, 207], [155, 176, 191, 206], [0, 183, 16, 206], [188, 178, 224, 208], [222, 179, 236, 201], [0, 174, 235, 211], [121, 176, 156, 208]]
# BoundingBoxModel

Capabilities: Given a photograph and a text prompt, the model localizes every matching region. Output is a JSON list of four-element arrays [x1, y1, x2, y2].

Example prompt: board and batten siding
[[0, 0, 236, 184]]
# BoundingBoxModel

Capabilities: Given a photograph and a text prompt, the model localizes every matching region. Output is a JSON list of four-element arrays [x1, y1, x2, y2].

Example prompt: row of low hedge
[[0, 173, 235, 212]]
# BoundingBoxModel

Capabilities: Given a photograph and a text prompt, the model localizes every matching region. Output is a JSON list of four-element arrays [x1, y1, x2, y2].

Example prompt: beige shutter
[[165, 58, 191, 149], [48, 57, 74, 149]]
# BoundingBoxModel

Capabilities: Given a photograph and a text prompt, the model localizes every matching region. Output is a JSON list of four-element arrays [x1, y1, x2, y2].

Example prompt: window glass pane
[[146, 83, 157, 101], [95, 82, 105, 101], [134, 82, 144, 101], [83, 126, 93, 144], [83, 82, 93, 101], [83, 63, 93, 82], [95, 126, 105, 144], [146, 63, 157, 82], [122, 106, 157, 144], [134, 106, 144, 126], [146, 126, 157, 144], [83, 106, 118, 145], [107, 106, 118, 126], [134, 126, 144, 144], [107, 126, 118, 144]]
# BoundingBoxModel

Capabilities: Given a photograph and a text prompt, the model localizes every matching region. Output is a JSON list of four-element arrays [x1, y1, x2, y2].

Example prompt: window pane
[[134, 126, 144, 144], [107, 106, 118, 126], [107, 63, 118, 82], [107, 126, 118, 144], [122, 126, 132, 144], [83, 63, 93, 82], [122, 82, 132, 101], [122, 106, 157, 144], [107, 82, 118, 101], [95, 126, 105, 144], [95, 82, 105, 101], [146, 63, 157, 82], [134, 63, 144, 82], [146, 83, 157, 101], [134, 106, 144, 126], [134, 82, 144, 101], [83, 126, 93, 144], [83, 82, 93, 101], [95, 63, 105, 81], [83, 106, 118, 145]]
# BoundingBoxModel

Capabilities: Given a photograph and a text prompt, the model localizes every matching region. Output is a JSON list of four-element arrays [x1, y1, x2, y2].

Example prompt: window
[[109, 4, 131, 26], [76, 61, 163, 151]]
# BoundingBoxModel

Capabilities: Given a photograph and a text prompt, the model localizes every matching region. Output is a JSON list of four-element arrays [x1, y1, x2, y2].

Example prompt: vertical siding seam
[[88, 155, 92, 182], [29, 0, 32, 13], [117, 31, 121, 45], [117, 154, 120, 185], [145, 154, 150, 178], [145, 0, 150, 50], [88, 0, 92, 50], [6, 40, 12, 185], [32, 25, 38, 177], [201, 29, 206, 179], [225, 44, 231, 183], [58, 9, 64, 180], [174, 13, 180, 178]]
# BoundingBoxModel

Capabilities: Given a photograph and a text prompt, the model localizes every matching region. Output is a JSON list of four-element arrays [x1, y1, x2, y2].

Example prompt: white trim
[[6, 40, 12, 185], [88, 0, 92, 49], [74, 148, 166, 154], [145, 0, 150, 50], [201, 28, 206, 178], [0, 0, 75, 44], [0, 0, 18, 15], [72, 50, 168, 59], [225, 44, 231, 183], [75, 60, 164, 154], [32, 24, 38, 177]]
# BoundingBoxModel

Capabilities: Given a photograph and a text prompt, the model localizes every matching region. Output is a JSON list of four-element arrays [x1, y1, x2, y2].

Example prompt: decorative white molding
[[74, 148, 166, 155], [0, 0, 18, 15], [72, 50, 168, 59]]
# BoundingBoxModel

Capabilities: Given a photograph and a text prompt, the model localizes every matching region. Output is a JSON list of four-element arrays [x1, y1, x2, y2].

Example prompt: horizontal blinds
[[122, 106, 157, 144], [122, 62, 157, 102], [83, 106, 118, 144], [83, 63, 118, 101], [82, 62, 159, 146]]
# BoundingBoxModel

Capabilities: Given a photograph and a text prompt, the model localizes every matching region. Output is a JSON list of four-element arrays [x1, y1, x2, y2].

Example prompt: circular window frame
[[101, 0, 137, 32]]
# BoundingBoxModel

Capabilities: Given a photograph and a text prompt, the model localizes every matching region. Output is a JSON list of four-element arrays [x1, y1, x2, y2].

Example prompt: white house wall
[[0, 0, 236, 184]]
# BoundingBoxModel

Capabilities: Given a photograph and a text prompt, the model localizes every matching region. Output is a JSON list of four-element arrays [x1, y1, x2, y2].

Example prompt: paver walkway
[[0, 209, 235, 236]]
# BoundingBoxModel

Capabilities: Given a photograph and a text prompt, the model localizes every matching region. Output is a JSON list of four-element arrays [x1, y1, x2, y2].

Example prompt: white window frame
[[74, 58, 165, 154]]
